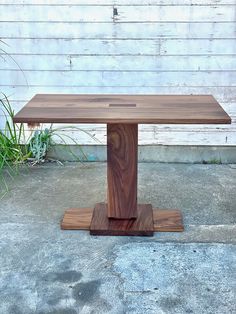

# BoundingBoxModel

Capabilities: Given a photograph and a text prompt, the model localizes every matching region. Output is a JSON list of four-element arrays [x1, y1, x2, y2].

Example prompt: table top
[[13, 94, 231, 124]]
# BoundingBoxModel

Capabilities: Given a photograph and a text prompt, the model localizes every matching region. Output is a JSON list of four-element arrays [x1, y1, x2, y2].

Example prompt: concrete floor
[[0, 162, 235, 314]]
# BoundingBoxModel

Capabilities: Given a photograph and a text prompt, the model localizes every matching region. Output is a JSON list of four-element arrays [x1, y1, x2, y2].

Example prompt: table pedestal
[[61, 123, 184, 236]]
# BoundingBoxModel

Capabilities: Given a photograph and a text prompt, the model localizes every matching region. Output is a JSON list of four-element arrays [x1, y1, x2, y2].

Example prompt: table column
[[107, 123, 138, 219]]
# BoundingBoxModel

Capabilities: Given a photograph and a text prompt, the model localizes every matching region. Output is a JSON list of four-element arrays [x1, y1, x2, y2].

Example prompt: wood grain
[[61, 203, 184, 236], [153, 209, 184, 232], [60, 206, 184, 234], [13, 94, 231, 124], [90, 203, 154, 236], [107, 123, 138, 219], [61, 207, 93, 230]]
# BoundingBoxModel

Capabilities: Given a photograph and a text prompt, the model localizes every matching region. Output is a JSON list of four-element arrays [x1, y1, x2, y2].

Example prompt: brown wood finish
[[61, 207, 93, 230], [14, 94, 231, 236], [153, 209, 184, 232], [60, 207, 184, 233], [13, 94, 231, 124], [107, 123, 138, 219], [90, 203, 154, 236]]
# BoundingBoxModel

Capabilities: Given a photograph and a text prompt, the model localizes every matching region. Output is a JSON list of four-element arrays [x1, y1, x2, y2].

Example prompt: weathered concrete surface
[[0, 163, 235, 314]]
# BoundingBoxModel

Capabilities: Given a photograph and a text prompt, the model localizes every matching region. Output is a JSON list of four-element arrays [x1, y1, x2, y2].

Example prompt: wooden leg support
[[60, 122, 184, 236], [61, 207, 93, 230], [61, 204, 184, 235], [153, 208, 184, 232], [90, 203, 153, 236]]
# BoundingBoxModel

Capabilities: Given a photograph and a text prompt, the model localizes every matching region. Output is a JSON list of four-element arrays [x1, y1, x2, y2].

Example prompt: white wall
[[0, 0, 236, 146]]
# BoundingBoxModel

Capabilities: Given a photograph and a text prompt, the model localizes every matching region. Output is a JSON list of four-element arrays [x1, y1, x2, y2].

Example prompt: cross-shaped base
[[61, 204, 184, 236]]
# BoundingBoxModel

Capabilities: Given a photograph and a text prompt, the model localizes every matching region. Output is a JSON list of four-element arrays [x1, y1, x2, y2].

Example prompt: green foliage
[[29, 128, 52, 164], [27, 125, 97, 164], [0, 96, 30, 166], [0, 94, 31, 197], [0, 95, 99, 197], [202, 159, 222, 165]]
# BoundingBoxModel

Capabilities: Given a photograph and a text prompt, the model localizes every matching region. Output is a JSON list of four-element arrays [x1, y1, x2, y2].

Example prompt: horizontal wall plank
[[161, 39, 236, 55], [1, 55, 236, 71], [115, 5, 235, 22], [1, 1, 235, 5], [2, 38, 235, 56], [1, 22, 235, 39], [3, 86, 236, 103], [1, 5, 234, 22], [0, 5, 113, 22], [1, 38, 160, 55], [154, 131, 235, 145], [220, 103, 236, 118], [9, 127, 235, 146], [2, 70, 235, 87], [47, 128, 236, 146]]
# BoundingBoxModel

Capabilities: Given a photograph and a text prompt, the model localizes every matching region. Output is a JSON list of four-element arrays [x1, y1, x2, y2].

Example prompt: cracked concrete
[[0, 162, 235, 313]]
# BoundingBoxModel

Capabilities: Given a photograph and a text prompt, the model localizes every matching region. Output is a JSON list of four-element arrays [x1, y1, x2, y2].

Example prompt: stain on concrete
[[72, 280, 101, 303], [47, 299, 60, 306], [159, 296, 184, 311], [38, 309, 77, 314], [71, 280, 112, 312], [46, 294, 65, 306], [43, 270, 82, 283], [8, 305, 24, 314]]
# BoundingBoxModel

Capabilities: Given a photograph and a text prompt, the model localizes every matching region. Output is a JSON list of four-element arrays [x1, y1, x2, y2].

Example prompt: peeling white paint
[[0, 1, 235, 146]]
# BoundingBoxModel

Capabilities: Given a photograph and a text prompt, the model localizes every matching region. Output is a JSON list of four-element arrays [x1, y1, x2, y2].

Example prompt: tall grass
[[0, 95, 101, 197], [0, 94, 31, 197]]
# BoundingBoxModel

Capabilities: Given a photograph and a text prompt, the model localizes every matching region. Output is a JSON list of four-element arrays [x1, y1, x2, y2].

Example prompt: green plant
[[202, 159, 222, 165], [27, 125, 99, 164], [0, 94, 31, 197], [0, 95, 30, 165], [0, 95, 100, 197], [29, 128, 52, 164]]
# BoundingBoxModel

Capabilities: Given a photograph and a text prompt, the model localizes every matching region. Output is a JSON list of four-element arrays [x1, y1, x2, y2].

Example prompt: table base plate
[[61, 203, 184, 235], [61, 207, 93, 230], [90, 203, 153, 236], [153, 209, 184, 232]]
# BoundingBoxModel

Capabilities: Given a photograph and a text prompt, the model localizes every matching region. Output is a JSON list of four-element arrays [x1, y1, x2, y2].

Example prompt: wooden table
[[14, 94, 231, 236]]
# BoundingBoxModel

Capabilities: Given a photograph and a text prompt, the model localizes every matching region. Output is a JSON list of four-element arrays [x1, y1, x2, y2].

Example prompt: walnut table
[[14, 94, 231, 236]]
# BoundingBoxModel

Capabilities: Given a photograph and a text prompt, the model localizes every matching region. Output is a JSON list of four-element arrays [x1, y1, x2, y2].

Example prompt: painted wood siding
[[0, 0, 236, 146]]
